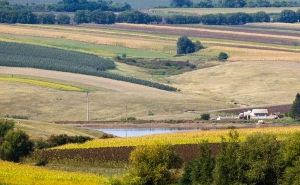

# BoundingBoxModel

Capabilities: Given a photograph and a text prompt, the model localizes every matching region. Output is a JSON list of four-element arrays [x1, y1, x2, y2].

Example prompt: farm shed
[[250, 109, 269, 117]]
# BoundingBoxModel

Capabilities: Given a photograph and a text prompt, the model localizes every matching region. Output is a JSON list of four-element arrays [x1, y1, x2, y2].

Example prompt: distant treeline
[[166, 9, 300, 24], [0, 9, 162, 24], [0, 41, 178, 91], [168, 0, 299, 8], [0, 0, 131, 12]]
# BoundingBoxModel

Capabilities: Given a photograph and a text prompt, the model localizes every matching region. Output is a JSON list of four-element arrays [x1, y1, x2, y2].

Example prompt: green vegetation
[[218, 52, 228, 60], [177, 36, 204, 54], [115, 57, 197, 75], [0, 119, 34, 162], [181, 130, 286, 184], [35, 134, 93, 149], [0, 41, 177, 91], [289, 93, 300, 120], [200, 113, 210, 120], [113, 144, 183, 184], [180, 141, 215, 185]]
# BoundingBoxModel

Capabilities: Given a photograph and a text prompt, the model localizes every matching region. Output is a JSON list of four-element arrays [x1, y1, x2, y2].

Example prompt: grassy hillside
[[0, 23, 300, 121], [11, 119, 104, 140]]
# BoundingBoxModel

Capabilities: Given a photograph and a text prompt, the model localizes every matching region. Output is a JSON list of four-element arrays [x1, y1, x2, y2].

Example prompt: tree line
[[0, 41, 178, 92], [1, 6, 299, 25], [169, 0, 299, 8], [0, 0, 131, 12], [166, 9, 300, 25]]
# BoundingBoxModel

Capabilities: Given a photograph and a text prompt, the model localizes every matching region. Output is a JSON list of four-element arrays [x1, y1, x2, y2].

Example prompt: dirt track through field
[[0, 67, 168, 93]]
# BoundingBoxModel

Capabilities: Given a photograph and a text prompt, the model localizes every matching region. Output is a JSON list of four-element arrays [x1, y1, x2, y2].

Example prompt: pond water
[[95, 128, 202, 137]]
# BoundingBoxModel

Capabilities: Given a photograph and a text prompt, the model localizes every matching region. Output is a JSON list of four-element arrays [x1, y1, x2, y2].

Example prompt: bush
[[0, 119, 14, 139], [201, 113, 210, 120], [180, 141, 215, 185], [120, 117, 137, 121], [218, 52, 229, 60], [0, 130, 34, 162], [125, 144, 183, 185]]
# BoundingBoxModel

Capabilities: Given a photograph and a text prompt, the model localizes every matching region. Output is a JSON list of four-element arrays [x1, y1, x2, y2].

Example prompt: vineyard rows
[[0, 41, 177, 91]]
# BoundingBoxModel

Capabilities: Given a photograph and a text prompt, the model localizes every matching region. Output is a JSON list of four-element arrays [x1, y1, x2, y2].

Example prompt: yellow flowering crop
[[0, 77, 84, 91], [55, 126, 300, 149], [0, 160, 109, 185]]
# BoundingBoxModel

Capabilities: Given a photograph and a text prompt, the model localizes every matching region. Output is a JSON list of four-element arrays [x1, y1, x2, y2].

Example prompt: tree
[[56, 14, 70, 24], [180, 141, 215, 185], [238, 133, 280, 185], [125, 144, 183, 185], [170, 0, 193, 7], [37, 14, 55, 24], [0, 130, 34, 162], [0, 119, 14, 139], [252, 11, 270, 22], [213, 130, 241, 185], [74, 10, 91, 24], [177, 36, 203, 54], [200, 113, 210, 120], [218, 52, 228, 60], [278, 132, 300, 184], [0, 0, 9, 6], [279, 9, 298, 23], [289, 93, 300, 120]]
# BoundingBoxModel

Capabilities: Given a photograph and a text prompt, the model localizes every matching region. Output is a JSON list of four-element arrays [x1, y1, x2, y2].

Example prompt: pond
[[95, 128, 202, 137]]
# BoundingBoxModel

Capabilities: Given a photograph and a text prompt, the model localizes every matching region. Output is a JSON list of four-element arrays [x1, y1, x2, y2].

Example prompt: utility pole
[[36, 102, 38, 121], [126, 104, 127, 121], [86, 92, 89, 121]]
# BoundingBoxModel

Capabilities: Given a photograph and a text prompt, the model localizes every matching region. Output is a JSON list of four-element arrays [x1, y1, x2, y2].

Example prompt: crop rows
[[0, 160, 108, 185], [0, 77, 84, 91], [32, 144, 220, 164], [97, 24, 300, 47], [0, 41, 178, 91]]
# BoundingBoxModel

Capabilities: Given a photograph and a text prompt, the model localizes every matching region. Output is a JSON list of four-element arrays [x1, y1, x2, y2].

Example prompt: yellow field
[[0, 160, 109, 185], [55, 126, 300, 149], [0, 76, 84, 91]]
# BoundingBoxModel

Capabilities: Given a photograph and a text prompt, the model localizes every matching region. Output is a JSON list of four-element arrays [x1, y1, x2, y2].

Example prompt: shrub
[[120, 117, 137, 121], [122, 53, 126, 58], [0, 119, 14, 139], [218, 52, 229, 60], [0, 130, 34, 162], [125, 144, 183, 185], [201, 113, 210, 120]]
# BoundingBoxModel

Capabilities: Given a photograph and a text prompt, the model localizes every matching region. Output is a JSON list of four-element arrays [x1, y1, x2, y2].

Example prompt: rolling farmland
[[1, 22, 300, 120]]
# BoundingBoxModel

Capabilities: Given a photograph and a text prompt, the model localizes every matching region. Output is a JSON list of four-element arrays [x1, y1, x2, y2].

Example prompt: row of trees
[[74, 10, 162, 24], [0, 10, 71, 24], [166, 9, 300, 25], [180, 130, 300, 185], [0, 0, 131, 12], [170, 0, 299, 8]]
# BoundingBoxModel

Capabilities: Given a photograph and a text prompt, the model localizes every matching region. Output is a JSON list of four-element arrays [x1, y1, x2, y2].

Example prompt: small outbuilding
[[250, 109, 268, 117]]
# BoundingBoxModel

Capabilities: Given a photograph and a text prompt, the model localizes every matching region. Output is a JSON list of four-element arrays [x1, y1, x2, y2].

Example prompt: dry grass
[[1, 24, 300, 120], [0, 67, 226, 121], [150, 7, 300, 15], [14, 120, 103, 140], [0, 24, 175, 54], [170, 47, 300, 106]]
